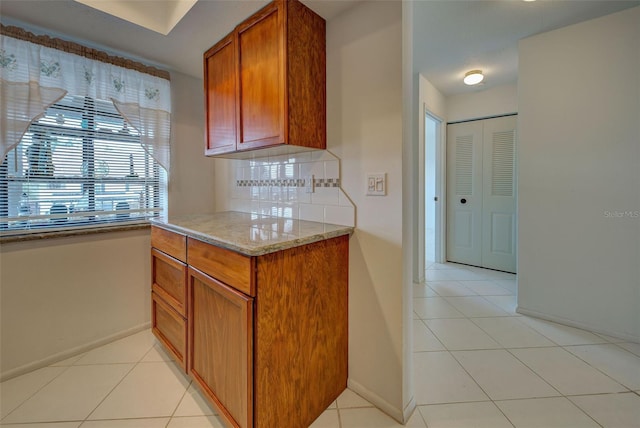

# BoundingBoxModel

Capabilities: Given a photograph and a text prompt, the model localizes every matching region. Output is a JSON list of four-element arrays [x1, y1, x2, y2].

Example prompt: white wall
[[518, 6, 640, 340], [447, 83, 517, 123], [0, 68, 214, 380], [420, 75, 447, 120], [326, 1, 407, 421], [0, 230, 151, 379], [168, 71, 216, 218]]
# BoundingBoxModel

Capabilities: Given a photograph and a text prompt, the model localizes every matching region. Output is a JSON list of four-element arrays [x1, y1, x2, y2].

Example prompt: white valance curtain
[[0, 28, 171, 171]]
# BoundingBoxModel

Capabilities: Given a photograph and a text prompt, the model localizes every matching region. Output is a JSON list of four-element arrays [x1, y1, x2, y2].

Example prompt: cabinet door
[[188, 267, 253, 428], [204, 34, 237, 155], [236, 2, 285, 150]]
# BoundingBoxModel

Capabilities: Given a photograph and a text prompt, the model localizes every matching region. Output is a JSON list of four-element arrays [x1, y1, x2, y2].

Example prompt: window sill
[[0, 223, 150, 244]]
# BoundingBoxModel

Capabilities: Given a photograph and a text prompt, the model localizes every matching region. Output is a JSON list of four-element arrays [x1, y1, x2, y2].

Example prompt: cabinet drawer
[[152, 249, 187, 316], [187, 238, 255, 296], [151, 226, 186, 262], [152, 292, 187, 371]]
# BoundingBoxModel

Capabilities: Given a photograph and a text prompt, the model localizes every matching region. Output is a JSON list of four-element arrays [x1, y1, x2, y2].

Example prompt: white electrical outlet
[[305, 175, 315, 193], [366, 173, 386, 196]]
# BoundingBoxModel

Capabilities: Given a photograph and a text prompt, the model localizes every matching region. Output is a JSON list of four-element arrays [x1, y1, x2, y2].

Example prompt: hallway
[[413, 262, 640, 427]]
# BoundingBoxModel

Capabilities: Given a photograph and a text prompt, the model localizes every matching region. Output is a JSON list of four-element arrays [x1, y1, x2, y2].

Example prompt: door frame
[[415, 103, 447, 284], [426, 110, 446, 265]]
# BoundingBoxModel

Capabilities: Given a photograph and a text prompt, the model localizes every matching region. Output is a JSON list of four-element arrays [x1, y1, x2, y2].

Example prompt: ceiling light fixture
[[463, 70, 484, 85]]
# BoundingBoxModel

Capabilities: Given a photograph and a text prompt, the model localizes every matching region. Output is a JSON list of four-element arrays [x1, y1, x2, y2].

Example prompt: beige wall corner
[[327, 0, 408, 421]]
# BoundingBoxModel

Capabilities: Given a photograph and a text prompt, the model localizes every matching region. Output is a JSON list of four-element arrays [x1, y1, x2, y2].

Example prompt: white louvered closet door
[[482, 115, 517, 273], [446, 115, 517, 273], [446, 120, 483, 267]]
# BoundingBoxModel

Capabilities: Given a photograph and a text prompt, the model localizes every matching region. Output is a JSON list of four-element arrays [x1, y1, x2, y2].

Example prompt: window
[[0, 94, 167, 235]]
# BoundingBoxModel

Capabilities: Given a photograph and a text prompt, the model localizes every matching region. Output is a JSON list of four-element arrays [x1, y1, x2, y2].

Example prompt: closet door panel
[[482, 115, 517, 273], [446, 121, 483, 266]]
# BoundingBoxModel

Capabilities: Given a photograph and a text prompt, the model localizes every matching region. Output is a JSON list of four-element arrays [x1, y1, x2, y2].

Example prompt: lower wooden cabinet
[[188, 267, 254, 428], [151, 225, 348, 428]]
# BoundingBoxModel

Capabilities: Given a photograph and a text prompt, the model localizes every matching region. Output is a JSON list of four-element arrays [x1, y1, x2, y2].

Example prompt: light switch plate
[[366, 173, 386, 196]]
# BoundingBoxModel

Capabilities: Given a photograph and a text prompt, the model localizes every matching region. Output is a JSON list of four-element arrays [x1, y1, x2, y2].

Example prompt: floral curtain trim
[[0, 33, 171, 171], [0, 36, 171, 112]]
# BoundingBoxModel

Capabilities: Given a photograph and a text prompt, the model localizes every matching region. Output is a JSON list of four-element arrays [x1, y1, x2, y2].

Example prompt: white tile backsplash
[[324, 160, 339, 179], [299, 203, 325, 223], [311, 187, 340, 205], [293, 187, 311, 204], [324, 205, 355, 227], [226, 150, 354, 227], [280, 203, 298, 219], [339, 189, 354, 207], [311, 150, 335, 162]]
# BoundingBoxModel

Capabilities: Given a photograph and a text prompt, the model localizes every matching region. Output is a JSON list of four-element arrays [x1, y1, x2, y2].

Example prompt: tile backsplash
[[227, 151, 355, 227]]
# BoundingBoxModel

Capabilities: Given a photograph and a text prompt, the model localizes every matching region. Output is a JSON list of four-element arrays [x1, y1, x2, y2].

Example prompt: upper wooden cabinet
[[204, 0, 326, 156], [204, 34, 237, 155]]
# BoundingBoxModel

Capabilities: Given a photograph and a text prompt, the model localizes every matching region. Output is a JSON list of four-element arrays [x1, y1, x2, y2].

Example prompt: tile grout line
[[166, 378, 194, 426], [0, 362, 75, 423], [425, 266, 577, 425], [501, 347, 568, 397], [417, 318, 446, 351], [444, 274, 567, 402], [413, 405, 429, 427], [489, 399, 517, 428], [440, 265, 621, 427], [558, 344, 636, 392], [79, 344, 154, 424]]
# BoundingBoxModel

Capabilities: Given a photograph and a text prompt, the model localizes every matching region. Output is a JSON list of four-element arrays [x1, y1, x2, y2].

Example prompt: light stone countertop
[[151, 211, 354, 256]]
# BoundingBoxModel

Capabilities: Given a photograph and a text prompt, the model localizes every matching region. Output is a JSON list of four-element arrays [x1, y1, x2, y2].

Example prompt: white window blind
[[1, 25, 171, 237], [0, 95, 167, 235]]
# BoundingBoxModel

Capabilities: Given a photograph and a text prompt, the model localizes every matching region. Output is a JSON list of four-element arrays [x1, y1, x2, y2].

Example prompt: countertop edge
[[0, 223, 150, 244], [151, 218, 353, 257]]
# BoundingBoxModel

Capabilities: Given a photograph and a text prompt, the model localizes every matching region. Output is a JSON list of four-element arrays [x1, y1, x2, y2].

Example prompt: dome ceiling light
[[463, 70, 484, 85]]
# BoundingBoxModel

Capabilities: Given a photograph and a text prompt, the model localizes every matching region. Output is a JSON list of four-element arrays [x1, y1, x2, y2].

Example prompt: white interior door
[[482, 116, 517, 273], [446, 121, 483, 266], [446, 115, 517, 273]]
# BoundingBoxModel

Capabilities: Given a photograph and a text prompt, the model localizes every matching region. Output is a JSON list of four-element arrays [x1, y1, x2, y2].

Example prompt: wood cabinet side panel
[[151, 226, 187, 262], [188, 268, 254, 428], [254, 235, 348, 427], [286, 0, 326, 150]]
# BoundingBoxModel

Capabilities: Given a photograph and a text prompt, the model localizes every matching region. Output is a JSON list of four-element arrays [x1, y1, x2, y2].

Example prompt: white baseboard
[[0, 322, 151, 382], [516, 306, 640, 343], [347, 378, 410, 424], [403, 395, 417, 424]]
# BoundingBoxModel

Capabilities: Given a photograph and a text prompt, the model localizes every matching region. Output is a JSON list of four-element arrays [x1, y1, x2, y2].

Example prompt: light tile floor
[[2, 262, 639, 427]]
